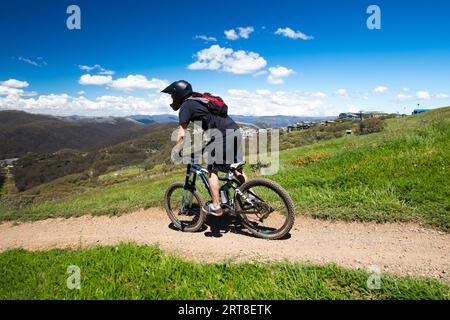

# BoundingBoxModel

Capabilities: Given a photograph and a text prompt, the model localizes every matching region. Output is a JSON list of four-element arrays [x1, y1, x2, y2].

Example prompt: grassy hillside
[[10, 122, 177, 191], [0, 107, 448, 231], [0, 110, 176, 159], [274, 107, 450, 229], [0, 244, 448, 299]]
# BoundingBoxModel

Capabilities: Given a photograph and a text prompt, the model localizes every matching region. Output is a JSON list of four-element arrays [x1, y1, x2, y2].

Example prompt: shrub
[[249, 160, 270, 174], [290, 151, 329, 167], [0, 168, 5, 190], [357, 118, 385, 135]]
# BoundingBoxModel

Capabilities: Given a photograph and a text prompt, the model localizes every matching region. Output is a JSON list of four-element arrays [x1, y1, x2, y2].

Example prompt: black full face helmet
[[161, 80, 193, 111]]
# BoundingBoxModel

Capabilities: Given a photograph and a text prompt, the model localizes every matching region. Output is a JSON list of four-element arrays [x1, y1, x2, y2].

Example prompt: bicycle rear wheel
[[235, 178, 295, 240], [164, 182, 206, 232]]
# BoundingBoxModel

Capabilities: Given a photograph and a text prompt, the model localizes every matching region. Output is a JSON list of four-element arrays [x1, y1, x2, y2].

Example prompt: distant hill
[[125, 115, 156, 125], [126, 114, 178, 124], [0, 110, 335, 159], [12, 121, 177, 191], [230, 115, 336, 127], [126, 114, 335, 127], [0, 110, 175, 159]]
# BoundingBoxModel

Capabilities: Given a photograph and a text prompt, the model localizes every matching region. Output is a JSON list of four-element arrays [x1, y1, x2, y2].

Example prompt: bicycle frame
[[182, 163, 246, 212]]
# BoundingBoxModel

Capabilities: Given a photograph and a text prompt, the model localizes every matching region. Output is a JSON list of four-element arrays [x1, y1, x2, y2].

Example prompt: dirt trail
[[0, 208, 448, 281]]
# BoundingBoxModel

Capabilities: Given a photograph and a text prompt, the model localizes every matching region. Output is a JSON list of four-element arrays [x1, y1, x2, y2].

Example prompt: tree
[[0, 168, 6, 190]]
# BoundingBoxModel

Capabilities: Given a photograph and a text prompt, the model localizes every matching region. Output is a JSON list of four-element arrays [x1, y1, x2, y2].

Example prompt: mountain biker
[[162, 80, 248, 217]]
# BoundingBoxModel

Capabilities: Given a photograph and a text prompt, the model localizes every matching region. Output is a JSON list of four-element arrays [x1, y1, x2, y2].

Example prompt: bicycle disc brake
[[249, 200, 274, 222]]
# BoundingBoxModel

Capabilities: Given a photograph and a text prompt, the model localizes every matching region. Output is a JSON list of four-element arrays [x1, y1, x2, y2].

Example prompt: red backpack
[[186, 92, 229, 117]]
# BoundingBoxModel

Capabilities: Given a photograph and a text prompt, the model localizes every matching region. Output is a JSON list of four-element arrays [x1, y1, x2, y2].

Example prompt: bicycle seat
[[230, 162, 245, 171]]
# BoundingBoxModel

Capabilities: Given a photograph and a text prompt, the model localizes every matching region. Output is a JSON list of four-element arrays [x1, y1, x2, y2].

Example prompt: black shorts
[[206, 130, 243, 173]]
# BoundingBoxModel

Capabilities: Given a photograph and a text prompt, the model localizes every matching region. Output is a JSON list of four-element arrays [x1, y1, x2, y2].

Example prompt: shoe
[[202, 203, 223, 217]]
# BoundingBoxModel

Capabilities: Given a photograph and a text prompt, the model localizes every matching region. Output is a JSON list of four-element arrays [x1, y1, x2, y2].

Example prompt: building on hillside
[[338, 111, 389, 120], [412, 108, 431, 115], [363, 111, 389, 118], [320, 120, 336, 126], [338, 112, 361, 120], [287, 121, 313, 132], [240, 128, 257, 138], [0, 158, 18, 168]]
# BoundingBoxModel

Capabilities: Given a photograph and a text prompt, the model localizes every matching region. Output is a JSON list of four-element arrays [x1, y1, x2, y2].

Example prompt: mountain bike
[[164, 159, 295, 240]]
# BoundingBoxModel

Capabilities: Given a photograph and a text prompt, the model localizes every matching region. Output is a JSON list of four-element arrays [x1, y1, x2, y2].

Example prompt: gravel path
[[0, 208, 448, 281]]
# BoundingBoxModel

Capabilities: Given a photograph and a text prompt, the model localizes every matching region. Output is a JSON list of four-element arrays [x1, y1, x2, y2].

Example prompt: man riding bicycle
[[162, 80, 248, 217]]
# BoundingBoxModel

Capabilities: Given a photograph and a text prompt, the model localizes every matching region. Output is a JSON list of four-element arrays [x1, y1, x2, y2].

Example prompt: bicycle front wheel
[[164, 182, 206, 232], [235, 178, 295, 240]]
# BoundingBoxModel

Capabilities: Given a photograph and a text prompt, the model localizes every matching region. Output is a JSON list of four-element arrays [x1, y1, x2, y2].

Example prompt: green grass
[[0, 181, 6, 195], [0, 173, 182, 220], [1, 107, 449, 231], [271, 108, 450, 230], [0, 243, 448, 300], [98, 167, 146, 181]]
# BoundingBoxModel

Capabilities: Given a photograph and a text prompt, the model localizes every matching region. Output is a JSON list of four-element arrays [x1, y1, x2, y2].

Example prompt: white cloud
[[403, 87, 410, 92], [0, 88, 334, 117], [224, 26, 254, 40], [348, 105, 360, 113], [222, 50, 267, 74], [17, 56, 47, 67], [267, 66, 295, 84], [373, 86, 388, 94], [77, 90, 86, 95], [238, 26, 254, 39], [99, 70, 115, 75], [0, 79, 30, 88], [194, 35, 217, 42], [225, 89, 329, 116], [21, 91, 38, 97], [79, 74, 113, 86], [335, 89, 349, 98], [253, 70, 268, 77], [397, 94, 412, 101], [78, 74, 168, 91], [0, 79, 36, 97], [110, 75, 168, 91], [397, 91, 449, 101], [79, 65, 98, 72], [275, 27, 314, 40], [227, 89, 250, 96], [78, 64, 115, 75], [0, 92, 173, 116], [312, 91, 327, 98], [188, 45, 267, 74], [416, 91, 431, 100], [189, 45, 233, 71], [224, 29, 239, 40], [255, 89, 271, 95], [0, 79, 29, 88], [0, 85, 24, 96]]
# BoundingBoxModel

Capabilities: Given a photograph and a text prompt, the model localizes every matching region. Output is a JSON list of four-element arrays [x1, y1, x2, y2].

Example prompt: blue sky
[[1, 0, 449, 116]]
